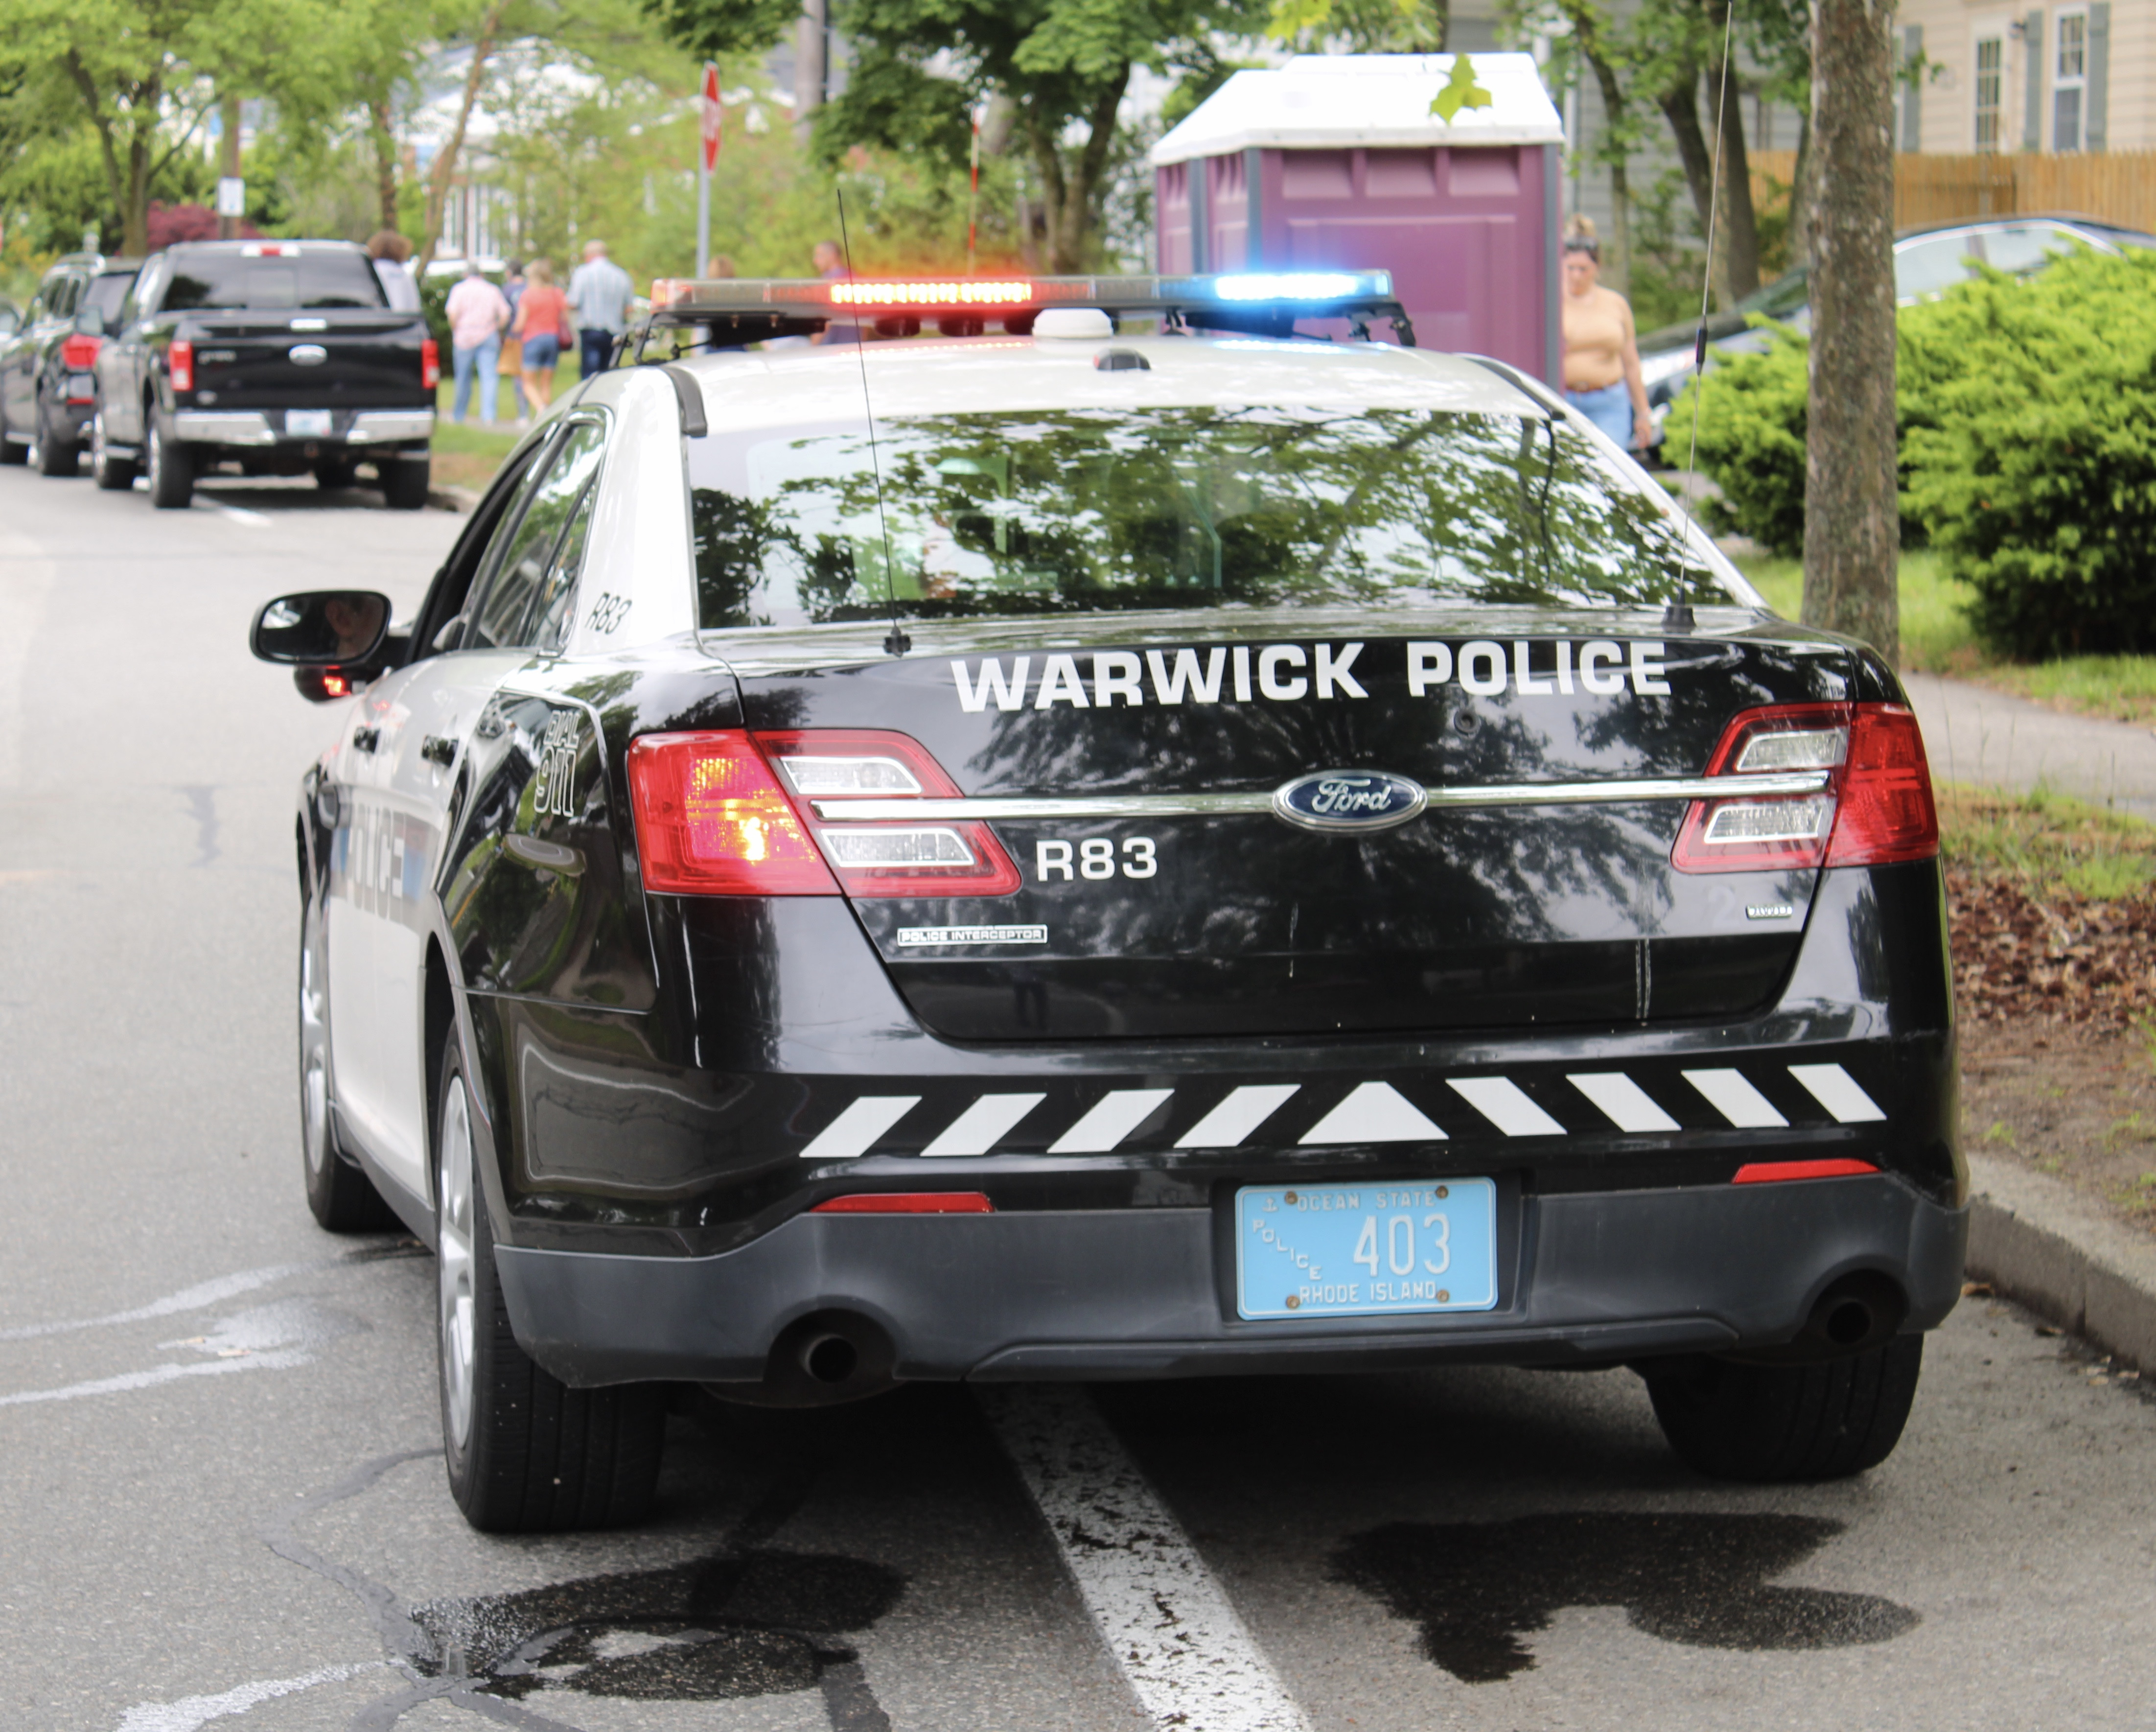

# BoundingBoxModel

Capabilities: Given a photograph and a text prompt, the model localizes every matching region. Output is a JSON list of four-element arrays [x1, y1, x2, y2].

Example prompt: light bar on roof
[[1211, 271, 1379, 301], [647, 270, 1396, 316]]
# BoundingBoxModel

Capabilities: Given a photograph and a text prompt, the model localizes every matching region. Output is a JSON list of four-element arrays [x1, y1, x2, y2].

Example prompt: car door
[[4, 279, 51, 428], [342, 414, 611, 1195]]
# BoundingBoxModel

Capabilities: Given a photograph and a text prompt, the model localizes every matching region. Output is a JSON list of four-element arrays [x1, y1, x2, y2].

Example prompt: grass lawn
[[1938, 779, 2156, 902], [427, 349, 584, 492]]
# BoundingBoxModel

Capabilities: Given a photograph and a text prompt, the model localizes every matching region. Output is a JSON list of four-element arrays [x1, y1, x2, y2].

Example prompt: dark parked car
[[90, 238, 438, 510], [1639, 214, 2156, 456], [0, 253, 139, 476]]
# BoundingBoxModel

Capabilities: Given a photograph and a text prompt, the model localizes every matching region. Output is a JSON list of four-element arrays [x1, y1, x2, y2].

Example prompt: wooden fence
[[1748, 149, 2156, 234]]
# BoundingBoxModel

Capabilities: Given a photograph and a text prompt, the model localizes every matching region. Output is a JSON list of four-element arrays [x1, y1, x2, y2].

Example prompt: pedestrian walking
[[513, 259, 568, 415], [366, 231, 422, 312], [567, 239, 634, 378], [498, 258, 529, 424], [1558, 215, 1651, 454], [444, 259, 511, 424]]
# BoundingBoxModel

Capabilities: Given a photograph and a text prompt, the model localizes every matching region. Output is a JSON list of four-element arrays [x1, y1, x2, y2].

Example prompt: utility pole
[[1801, 0, 1900, 665], [216, 93, 244, 240], [794, 0, 826, 144]]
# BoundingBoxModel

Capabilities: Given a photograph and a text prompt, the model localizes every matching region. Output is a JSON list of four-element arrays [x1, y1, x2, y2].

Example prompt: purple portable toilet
[[1151, 54, 1566, 383]]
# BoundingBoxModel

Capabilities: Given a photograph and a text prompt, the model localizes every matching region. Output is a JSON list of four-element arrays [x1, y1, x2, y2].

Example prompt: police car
[[248, 271, 1962, 1532]]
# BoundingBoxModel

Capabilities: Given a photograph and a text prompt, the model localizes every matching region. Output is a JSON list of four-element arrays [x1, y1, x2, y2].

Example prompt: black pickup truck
[[89, 239, 437, 510]]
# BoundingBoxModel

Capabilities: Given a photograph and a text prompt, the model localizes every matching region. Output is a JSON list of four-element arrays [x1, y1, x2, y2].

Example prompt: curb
[[1964, 1149, 2156, 1370], [427, 485, 481, 513]]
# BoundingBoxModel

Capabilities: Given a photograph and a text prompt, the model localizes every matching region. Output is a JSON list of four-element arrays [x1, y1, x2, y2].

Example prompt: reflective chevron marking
[[1683, 1069, 1789, 1129], [1447, 1077, 1565, 1137], [923, 1092, 1047, 1156], [1567, 1072, 1682, 1133], [1048, 1089, 1176, 1154], [1299, 1081, 1446, 1145], [799, 1095, 921, 1161], [1788, 1063, 1886, 1123], [1177, 1084, 1302, 1148]]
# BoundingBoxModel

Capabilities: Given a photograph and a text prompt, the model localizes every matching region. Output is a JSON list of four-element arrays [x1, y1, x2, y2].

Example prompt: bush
[[1676, 326, 1810, 556]]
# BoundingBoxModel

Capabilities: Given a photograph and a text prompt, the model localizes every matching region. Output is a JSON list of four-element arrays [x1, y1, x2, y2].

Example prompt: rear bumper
[[172, 408, 434, 446], [492, 1173, 1968, 1387]]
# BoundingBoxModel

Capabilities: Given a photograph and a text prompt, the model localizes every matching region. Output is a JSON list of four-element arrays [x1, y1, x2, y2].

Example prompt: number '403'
[[1355, 1213, 1453, 1277]]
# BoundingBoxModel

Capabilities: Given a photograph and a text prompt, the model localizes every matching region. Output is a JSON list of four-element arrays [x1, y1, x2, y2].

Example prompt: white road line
[[1788, 1063, 1886, 1123], [980, 1386, 1310, 1732], [1048, 1088, 1175, 1153], [923, 1092, 1046, 1156], [1567, 1072, 1681, 1134], [1177, 1084, 1300, 1148], [0, 1263, 315, 1341], [116, 1662, 383, 1732], [1446, 1077, 1565, 1137], [209, 500, 272, 526], [1683, 1068, 1789, 1129], [1300, 1081, 1445, 1144], [0, 1349, 311, 1408], [798, 1096, 920, 1161]]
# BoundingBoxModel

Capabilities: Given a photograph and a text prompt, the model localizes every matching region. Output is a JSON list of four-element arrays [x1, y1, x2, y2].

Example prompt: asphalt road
[[4, 463, 2156, 1732]]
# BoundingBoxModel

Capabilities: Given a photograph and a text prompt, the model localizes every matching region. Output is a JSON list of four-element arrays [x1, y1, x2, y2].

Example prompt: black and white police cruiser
[[249, 270, 1962, 1531]]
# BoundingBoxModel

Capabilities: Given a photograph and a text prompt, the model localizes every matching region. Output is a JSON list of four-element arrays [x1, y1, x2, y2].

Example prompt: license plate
[[1235, 1180, 1498, 1320], [287, 409, 334, 438], [65, 373, 95, 400]]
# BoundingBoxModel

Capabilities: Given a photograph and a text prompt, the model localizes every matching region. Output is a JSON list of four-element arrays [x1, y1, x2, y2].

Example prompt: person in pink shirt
[[444, 260, 511, 424], [511, 258, 570, 414]]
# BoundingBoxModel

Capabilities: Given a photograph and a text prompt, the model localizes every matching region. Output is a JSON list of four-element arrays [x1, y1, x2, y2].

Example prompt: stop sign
[[700, 64, 723, 172]]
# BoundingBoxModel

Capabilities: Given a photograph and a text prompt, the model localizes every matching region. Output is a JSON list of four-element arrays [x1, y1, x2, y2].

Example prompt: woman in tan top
[[1559, 216, 1652, 453]]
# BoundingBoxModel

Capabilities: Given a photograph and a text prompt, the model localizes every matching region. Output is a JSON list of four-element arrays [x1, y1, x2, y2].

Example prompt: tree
[[1800, 0, 1897, 661]]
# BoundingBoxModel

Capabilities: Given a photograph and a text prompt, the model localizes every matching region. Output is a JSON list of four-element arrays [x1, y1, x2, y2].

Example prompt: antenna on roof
[[835, 188, 910, 657]]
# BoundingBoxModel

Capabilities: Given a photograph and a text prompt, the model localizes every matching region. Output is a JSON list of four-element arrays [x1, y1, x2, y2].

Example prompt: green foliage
[[1267, 0, 1448, 52], [1430, 53, 1494, 123], [1675, 324, 1809, 556]]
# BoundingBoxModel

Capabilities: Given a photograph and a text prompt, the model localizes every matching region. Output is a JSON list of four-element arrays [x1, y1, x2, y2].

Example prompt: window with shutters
[[2054, 10, 2087, 150], [1975, 36, 2005, 150]]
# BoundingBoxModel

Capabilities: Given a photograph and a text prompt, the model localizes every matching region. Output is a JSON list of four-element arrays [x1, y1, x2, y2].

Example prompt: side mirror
[[73, 307, 108, 338], [251, 590, 392, 667]]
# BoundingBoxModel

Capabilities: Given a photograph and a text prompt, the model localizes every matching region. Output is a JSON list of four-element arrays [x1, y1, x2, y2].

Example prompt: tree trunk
[[1703, 0, 1761, 299], [1788, 109, 1817, 267], [416, 5, 507, 274], [1802, 0, 1900, 664], [217, 92, 243, 239], [1571, 18, 1632, 290], [371, 96, 400, 233], [794, 0, 826, 144], [1658, 73, 1731, 308]]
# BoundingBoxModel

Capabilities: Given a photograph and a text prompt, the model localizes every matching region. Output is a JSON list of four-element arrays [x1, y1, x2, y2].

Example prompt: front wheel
[[33, 394, 80, 477], [381, 455, 430, 512], [435, 1032, 666, 1531], [1644, 1335, 1924, 1482], [314, 458, 359, 491], [0, 393, 24, 465], [145, 412, 194, 508], [91, 408, 135, 490]]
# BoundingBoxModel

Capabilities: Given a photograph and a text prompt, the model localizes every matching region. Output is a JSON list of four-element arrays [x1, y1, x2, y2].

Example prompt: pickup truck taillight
[[421, 338, 440, 391], [168, 339, 194, 393], [60, 333, 101, 370]]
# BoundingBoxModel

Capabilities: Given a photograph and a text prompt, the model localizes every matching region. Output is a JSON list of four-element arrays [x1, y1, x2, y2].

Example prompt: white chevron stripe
[[1568, 1072, 1681, 1133], [1299, 1082, 1446, 1145], [923, 1093, 1047, 1156], [799, 1096, 920, 1161], [1049, 1089, 1176, 1154], [1787, 1063, 1886, 1123], [1447, 1077, 1565, 1137], [1177, 1085, 1301, 1148], [1683, 1069, 1788, 1129]]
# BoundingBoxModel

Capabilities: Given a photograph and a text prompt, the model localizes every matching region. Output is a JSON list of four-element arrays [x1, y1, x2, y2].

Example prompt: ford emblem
[[1272, 769, 1428, 833], [289, 343, 328, 365]]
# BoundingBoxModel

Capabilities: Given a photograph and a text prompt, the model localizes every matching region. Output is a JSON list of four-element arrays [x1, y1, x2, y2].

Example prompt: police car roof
[[675, 332, 1546, 433]]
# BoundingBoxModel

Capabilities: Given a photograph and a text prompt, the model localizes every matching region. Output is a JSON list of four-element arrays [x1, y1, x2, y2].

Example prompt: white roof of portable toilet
[[1150, 53, 1565, 164]]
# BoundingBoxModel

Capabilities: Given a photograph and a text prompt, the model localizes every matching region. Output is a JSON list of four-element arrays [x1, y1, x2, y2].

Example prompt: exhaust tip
[[803, 1332, 861, 1385], [704, 1310, 897, 1408]]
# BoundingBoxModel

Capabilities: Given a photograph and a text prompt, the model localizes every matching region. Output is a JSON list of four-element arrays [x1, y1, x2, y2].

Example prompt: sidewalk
[[1903, 670, 2156, 820]]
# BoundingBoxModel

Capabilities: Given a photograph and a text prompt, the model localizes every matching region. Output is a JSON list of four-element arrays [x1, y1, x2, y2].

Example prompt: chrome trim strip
[[811, 771, 1832, 822], [173, 410, 275, 446], [347, 410, 436, 443]]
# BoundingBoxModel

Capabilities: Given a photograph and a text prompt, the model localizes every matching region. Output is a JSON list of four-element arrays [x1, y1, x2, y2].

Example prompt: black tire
[[1645, 1335, 1924, 1482], [33, 394, 81, 477], [434, 1032, 666, 1531], [299, 886, 399, 1232], [314, 459, 360, 491], [145, 410, 194, 508], [0, 396, 25, 465], [381, 455, 430, 512], [91, 407, 136, 490]]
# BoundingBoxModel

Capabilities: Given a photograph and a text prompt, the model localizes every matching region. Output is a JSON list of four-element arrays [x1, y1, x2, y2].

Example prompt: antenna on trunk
[[835, 188, 911, 656], [1665, 0, 1739, 635]]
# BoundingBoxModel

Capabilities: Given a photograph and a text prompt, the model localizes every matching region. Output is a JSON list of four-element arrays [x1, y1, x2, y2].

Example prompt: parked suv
[[90, 239, 438, 509], [0, 254, 140, 476]]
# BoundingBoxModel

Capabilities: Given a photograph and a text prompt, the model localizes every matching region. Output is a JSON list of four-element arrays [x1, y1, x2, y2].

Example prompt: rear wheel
[[91, 408, 136, 490], [1644, 1335, 1924, 1482], [435, 1033, 666, 1531], [145, 412, 194, 508], [381, 455, 430, 512], [33, 394, 80, 477], [299, 887, 398, 1232], [0, 398, 25, 465]]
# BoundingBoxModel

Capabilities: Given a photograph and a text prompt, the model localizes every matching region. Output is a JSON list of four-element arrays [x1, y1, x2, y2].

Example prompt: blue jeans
[[452, 336, 501, 423], [1565, 380, 1636, 449], [580, 328, 616, 378]]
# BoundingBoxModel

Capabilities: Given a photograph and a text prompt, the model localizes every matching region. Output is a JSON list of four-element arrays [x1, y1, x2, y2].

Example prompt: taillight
[[60, 333, 101, 371], [167, 339, 193, 393], [421, 338, 440, 391], [625, 729, 1021, 898], [811, 1193, 995, 1214], [1673, 702, 1936, 873]]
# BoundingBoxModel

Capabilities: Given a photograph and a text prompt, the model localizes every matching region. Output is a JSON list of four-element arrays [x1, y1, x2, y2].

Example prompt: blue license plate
[[1235, 1180, 1498, 1320], [287, 409, 334, 438]]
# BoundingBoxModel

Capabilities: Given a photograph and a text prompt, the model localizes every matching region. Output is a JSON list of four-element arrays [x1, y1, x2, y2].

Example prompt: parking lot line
[[980, 1385, 1311, 1732], [209, 501, 272, 526]]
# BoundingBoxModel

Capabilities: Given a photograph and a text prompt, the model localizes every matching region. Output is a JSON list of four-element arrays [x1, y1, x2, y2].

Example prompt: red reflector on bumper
[[811, 1192, 994, 1214], [1731, 1158, 1881, 1185]]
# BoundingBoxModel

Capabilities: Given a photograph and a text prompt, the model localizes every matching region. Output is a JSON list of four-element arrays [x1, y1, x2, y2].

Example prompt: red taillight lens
[[421, 338, 440, 391], [60, 333, 101, 371], [1673, 702, 1936, 873], [167, 339, 193, 393], [1732, 1159, 1881, 1184], [626, 732, 839, 895], [811, 1192, 995, 1214]]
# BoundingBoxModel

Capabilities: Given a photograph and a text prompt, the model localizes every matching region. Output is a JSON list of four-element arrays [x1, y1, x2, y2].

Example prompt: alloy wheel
[[437, 1075, 478, 1453], [299, 900, 330, 1178]]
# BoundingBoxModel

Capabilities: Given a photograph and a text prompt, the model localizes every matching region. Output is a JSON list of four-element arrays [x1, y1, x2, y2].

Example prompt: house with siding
[[1895, 2, 2135, 153]]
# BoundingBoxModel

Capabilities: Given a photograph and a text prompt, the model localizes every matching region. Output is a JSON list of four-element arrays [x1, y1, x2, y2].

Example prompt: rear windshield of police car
[[686, 407, 1739, 631], [159, 251, 386, 313]]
